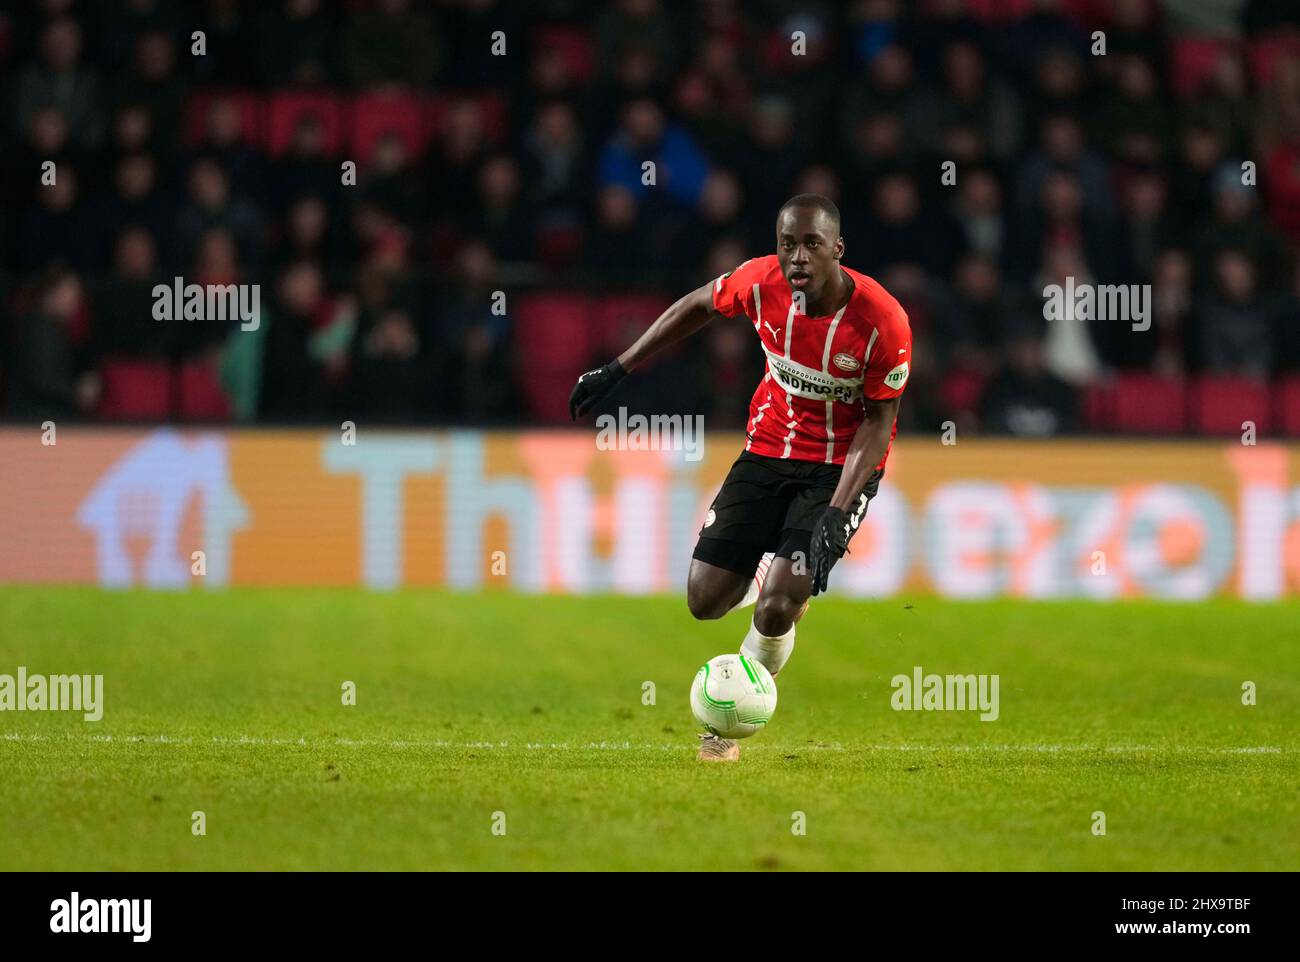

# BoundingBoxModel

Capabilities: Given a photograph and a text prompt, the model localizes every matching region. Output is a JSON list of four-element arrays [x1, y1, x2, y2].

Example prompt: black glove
[[568, 359, 627, 420], [808, 506, 851, 596]]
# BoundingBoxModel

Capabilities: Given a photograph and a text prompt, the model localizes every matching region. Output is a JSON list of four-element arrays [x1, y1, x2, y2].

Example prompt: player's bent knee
[[754, 592, 800, 634], [686, 588, 731, 621]]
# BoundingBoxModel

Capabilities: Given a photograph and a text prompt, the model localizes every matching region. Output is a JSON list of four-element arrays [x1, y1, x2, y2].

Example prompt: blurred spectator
[[13, 16, 103, 151], [587, 185, 657, 280], [861, 172, 958, 277], [950, 167, 1007, 263], [17, 165, 95, 270], [465, 154, 532, 262], [598, 98, 710, 210], [441, 241, 518, 421], [1196, 249, 1277, 378], [979, 330, 1079, 437], [115, 30, 186, 145], [92, 226, 166, 358], [1035, 247, 1104, 386], [177, 157, 265, 268], [1117, 166, 1179, 282], [270, 113, 339, 214], [93, 153, 171, 266], [349, 307, 437, 420], [1192, 163, 1287, 286], [5, 269, 100, 420], [911, 40, 1023, 163], [342, 0, 440, 89], [255, 0, 338, 86]]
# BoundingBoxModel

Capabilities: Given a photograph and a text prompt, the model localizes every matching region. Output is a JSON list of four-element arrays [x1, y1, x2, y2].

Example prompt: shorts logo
[[704, 509, 716, 528], [883, 361, 909, 390], [833, 352, 860, 372]]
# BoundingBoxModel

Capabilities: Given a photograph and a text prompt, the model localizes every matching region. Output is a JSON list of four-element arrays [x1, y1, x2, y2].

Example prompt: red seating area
[[96, 360, 232, 422], [183, 87, 508, 168], [515, 292, 671, 423], [1081, 374, 1299, 437], [98, 359, 171, 420], [1169, 35, 1300, 98]]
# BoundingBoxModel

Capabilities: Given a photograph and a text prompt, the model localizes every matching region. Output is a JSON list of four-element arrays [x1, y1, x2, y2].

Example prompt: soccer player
[[569, 194, 911, 761]]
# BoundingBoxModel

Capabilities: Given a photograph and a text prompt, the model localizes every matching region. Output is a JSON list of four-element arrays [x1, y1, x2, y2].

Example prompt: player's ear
[[834, 236, 845, 260]]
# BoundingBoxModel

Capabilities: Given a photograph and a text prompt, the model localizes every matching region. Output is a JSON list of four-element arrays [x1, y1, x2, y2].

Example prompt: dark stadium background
[[2, 0, 1300, 435]]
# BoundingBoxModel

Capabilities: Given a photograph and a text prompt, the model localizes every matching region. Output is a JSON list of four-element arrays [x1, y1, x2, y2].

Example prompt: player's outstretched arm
[[568, 281, 719, 420], [808, 396, 901, 594]]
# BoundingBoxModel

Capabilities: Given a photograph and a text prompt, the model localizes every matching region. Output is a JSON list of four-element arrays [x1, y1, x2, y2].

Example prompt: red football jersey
[[712, 255, 911, 467]]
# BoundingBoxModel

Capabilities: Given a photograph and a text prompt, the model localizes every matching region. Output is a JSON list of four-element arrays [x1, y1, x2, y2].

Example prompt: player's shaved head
[[777, 193, 841, 237]]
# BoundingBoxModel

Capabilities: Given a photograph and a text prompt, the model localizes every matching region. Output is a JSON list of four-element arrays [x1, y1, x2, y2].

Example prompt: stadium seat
[[519, 370, 580, 424], [426, 93, 508, 146], [98, 360, 171, 421], [267, 91, 346, 157], [1113, 374, 1186, 433], [350, 90, 428, 169], [939, 368, 987, 421], [183, 89, 264, 149], [1247, 36, 1300, 88], [177, 361, 233, 422], [1274, 376, 1300, 437], [1169, 37, 1237, 97], [592, 295, 670, 357], [1189, 375, 1272, 436], [967, 0, 1033, 20], [514, 293, 592, 368], [514, 293, 593, 422], [533, 25, 595, 84], [1081, 381, 1114, 432], [533, 220, 585, 270]]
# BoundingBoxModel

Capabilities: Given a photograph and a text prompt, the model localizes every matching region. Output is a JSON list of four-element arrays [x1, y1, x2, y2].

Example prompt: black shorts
[[692, 450, 884, 576]]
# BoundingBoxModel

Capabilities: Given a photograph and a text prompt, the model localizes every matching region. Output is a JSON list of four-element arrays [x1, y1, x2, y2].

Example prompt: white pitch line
[[0, 732, 1292, 754]]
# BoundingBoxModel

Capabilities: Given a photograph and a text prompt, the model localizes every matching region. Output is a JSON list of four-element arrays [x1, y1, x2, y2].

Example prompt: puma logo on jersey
[[764, 322, 782, 339]]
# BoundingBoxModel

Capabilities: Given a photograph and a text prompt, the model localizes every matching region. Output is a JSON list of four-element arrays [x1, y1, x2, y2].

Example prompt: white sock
[[731, 552, 775, 611], [740, 617, 795, 677]]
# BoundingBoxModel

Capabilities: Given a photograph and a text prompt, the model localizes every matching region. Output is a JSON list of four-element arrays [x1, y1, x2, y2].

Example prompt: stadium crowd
[[3, 0, 1300, 435]]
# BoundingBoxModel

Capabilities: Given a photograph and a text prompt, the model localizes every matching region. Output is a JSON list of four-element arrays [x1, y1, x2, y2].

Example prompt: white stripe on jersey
[[781, 391, 797, 459], [820, 303, 849, 371], [821, 303, 849, 463], [748, 399, 772, 451], [783, 302, 796, 358], [864, 326, 879, 367], [752, 284, 762, 330], [824, 401, 834, 463]]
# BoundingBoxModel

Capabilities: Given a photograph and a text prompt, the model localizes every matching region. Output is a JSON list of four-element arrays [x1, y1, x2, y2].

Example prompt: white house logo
[[76, 431, 249, 588], [883, 361, 909, 389], [50, 893, 151, 942], [832, 352, 860, 372]]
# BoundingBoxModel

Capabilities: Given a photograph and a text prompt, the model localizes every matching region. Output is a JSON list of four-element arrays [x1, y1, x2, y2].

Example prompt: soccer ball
[[690, 653, 778, 739]]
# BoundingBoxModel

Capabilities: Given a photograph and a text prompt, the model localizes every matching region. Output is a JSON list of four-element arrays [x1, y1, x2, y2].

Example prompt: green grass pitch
[[1, 587, 1296, 871]]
